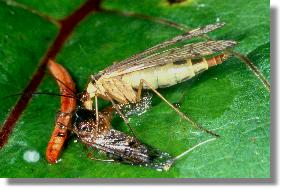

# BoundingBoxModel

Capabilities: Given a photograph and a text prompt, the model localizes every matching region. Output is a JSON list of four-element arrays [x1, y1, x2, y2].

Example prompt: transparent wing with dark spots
[[106, 40, 236, 76], [101, 23, 233, 75], [114, 22, 225, 66]]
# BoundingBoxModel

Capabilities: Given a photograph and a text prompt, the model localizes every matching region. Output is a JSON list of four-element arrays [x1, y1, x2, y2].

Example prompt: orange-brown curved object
[[207, 53, 230, 68], [46, 60, 76, 164]]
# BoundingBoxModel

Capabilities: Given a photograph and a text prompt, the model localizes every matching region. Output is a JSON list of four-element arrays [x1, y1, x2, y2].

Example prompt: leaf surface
[[0, 0, 270, 178]]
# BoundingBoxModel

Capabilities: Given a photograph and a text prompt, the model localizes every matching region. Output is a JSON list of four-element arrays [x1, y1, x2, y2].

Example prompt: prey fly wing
[[86, 129, 172, 169]]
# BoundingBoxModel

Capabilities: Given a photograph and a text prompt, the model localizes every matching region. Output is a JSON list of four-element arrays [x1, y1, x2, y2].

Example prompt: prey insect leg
[[139, 79, 220, 138]]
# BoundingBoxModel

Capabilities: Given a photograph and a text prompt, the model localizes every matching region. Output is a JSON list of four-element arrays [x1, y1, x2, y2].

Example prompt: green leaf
[[0, 0, 270, 178], [16, 0, 85, 19]]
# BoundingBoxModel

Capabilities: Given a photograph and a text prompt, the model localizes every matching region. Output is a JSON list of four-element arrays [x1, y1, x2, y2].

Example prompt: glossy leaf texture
[[0, 0, 270, 178]]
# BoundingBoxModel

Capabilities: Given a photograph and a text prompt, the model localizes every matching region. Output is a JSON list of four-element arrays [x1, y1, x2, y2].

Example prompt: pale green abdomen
[[121, 59, 208, 89]]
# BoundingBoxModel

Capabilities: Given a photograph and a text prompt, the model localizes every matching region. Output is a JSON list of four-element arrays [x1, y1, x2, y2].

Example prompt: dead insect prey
[[81, 22, 236, 137], [72, 106, 173, 171]]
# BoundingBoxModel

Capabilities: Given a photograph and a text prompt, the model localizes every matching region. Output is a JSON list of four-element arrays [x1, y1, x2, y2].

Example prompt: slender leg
[[136, 80, 144, 102], [172, 137, 217, 161], [95, 95, 99, 124], [105, 92, 137, 138], [139, 79, 220, 138]]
